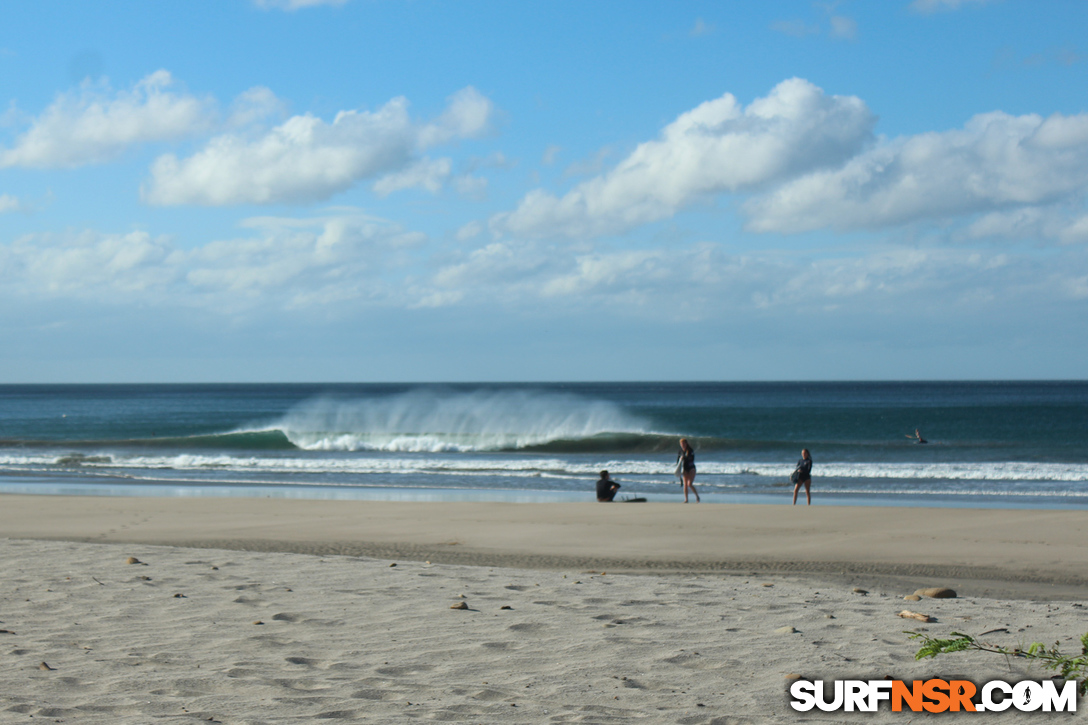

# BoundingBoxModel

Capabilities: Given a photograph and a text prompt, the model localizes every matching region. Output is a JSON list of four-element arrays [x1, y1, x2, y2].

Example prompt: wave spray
[[275, 388, 653, 452]]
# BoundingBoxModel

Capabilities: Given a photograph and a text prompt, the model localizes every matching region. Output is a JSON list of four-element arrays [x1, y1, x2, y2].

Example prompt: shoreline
[[4, 493, 1088, 600]]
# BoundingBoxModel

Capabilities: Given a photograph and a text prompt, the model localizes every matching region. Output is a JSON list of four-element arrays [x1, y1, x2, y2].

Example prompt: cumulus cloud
[[489, 78, 875, 239], [144, 86, 494, 206], [744, 110, 1088, 233], [0, 71, 215, 168], [226, 86, 286, 128], [372, 158, 453, 196], [1, 211, 424, 311]]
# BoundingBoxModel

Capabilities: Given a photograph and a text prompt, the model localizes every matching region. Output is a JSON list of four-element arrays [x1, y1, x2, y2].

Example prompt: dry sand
[[2, 495, 1088, 722]]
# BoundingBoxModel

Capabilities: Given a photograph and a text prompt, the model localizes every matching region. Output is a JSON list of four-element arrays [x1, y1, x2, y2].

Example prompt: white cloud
[[144, 86, 494, 206], [455, 220, 483, 241], [372, 158, 452, 196], [4, 230, 177, 295], [7, 215, 1087, 328], [1, 211, 424, 311], [744, 110, 1088, 233], [490, 78, 875, 239], [0, 194, 24, 213], [416, 87, 494, 149], [226, 86, 286, 128], [0, 71, 216, 168], [966, 206, 1088, 246], [413, 237, 1086, 319]]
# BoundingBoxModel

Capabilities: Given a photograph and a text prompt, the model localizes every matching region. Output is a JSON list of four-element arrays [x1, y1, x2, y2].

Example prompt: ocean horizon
[[2, 381, 1086, 509]]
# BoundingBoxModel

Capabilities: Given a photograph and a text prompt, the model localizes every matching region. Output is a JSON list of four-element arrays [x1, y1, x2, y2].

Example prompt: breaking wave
[[267, 389, 660, 452]]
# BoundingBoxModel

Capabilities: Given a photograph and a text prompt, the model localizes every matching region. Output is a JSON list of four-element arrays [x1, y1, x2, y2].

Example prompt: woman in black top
[[677, 438, 700, 503], [791, 449, 813, 506]]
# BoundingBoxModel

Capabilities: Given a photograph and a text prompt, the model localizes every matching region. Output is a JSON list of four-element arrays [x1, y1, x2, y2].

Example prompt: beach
[[2, 496, 1088, 722]]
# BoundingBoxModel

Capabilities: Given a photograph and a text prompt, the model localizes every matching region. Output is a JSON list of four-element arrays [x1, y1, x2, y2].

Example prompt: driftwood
[[897, 610, 934, 623]]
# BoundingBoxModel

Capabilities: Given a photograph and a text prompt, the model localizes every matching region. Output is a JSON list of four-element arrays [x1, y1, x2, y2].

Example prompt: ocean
[[1, 382, 1086, 508]]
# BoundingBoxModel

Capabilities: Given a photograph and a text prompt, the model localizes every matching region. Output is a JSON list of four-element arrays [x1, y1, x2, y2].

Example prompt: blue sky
[[2, 0, 1087, 382]]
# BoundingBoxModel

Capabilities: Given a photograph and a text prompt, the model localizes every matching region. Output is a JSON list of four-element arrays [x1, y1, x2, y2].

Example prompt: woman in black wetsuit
[[791, 449, 813, 506], [677, 438, 700, 503]]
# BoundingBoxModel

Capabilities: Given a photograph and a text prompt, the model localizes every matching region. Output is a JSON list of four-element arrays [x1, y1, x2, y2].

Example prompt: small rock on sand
[[897, 610, 934, 623], [39, 662, 54, 671], [775, 626, 798, 635], [852, 588, 868, 595], [450, 601, 469, 610], [784, 673, 802, 680], [125, 557, 142, 565], [914, 587, 956, 599], [904, 594, 922, 601]]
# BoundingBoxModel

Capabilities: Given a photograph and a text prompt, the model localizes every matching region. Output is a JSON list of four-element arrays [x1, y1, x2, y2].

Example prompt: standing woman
[[677, 438, 700, 503], [791, 449, 813, 505]]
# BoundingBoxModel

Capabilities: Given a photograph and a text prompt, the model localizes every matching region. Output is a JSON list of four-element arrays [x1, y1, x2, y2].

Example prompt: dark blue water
[[1, 382, 1086, 507]]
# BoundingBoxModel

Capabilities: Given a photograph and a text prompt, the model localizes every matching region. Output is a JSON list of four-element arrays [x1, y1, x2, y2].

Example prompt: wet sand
[[3, 495, 1088, 599]]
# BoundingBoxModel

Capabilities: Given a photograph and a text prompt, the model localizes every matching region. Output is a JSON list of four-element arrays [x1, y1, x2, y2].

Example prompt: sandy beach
[[2, 495, 1088, 722]]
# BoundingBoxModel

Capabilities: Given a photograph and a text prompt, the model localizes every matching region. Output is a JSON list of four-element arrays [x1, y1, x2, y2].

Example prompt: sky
[[1, 0, 1087, 383]]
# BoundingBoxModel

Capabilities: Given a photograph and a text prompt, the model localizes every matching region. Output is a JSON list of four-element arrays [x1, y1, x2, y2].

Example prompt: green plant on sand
[[908, 630, 1088, 695]]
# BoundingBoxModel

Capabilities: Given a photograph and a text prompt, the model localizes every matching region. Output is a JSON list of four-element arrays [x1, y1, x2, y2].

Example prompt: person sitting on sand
[[791, 449, 813, 506], [906, 429, 928, 444], [596, 470, 621, 502]]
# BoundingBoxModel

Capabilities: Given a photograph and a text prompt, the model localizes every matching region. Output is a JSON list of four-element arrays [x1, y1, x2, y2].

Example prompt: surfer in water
[[596, 470, 621, 502], [791, 449, 813, 506], [677, 438, 699, 503], [906, 429, 928, 444]]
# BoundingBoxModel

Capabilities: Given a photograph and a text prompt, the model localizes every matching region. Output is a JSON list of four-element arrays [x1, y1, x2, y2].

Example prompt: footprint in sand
[[506, 623, 548, 634], [272, 613, 303, 622]]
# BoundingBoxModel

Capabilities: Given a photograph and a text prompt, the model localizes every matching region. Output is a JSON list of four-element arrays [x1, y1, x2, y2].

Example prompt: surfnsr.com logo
[[789, 678, 1078, 713]]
